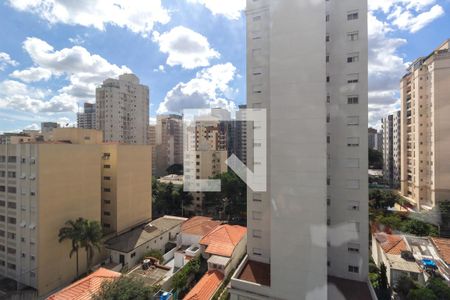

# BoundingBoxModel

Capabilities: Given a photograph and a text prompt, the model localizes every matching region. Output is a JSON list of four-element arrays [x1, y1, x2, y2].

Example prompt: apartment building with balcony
[[400, 39, 450, 210], [229, 0, 369, 299], [0, 143, 101, 296], [96, 74, 149, 145], [0, 128, 152, 296], [155, 114, 183, 177], [382, 111, 401, 188]]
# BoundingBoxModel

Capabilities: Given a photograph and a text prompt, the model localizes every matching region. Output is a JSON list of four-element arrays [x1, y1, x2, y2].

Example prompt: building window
[[7, 232, 15, 240], [347, 31, 359, 41], [252, 211, 262, 220], [103, 211, 111, 216], [131, 252, 136, 258], [253, 248, 262, 256], [347, 201, 360, 211], [347, 116, 359, 126], [103, 188, 111, 192], [347, 11, 359, 20], [7, 202, 16, 209], [347, 137, 360, 147], [103, 199, 111, 204], [347, 74, 359, 83], [7, 156, 16, 163], [347, 53, 359, 63], [348, 96, 359, 104], [7, 247, 16, 255], [7, 187, 16, 194], [348, 265, 359, 273], [7, 217, 16, 225], [348, 243, 360, 253], [103, 176, 111, 180], [104, 165, 111, 169], [7, 171, 16, 178], [253, 230, 262, 238], [7, 263, 16, 270]]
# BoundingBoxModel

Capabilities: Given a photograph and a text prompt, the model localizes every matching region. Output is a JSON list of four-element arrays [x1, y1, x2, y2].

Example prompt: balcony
[[230, 255, 272, 297]]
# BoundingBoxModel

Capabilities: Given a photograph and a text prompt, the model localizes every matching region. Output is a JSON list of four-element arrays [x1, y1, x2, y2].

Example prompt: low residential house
[[200, 225, 247, 277], [183, 270, 224, 300], [372, 232, 425, 286], [46, 268, 121, 299], [104, 216, 187, 270], [180, 216, 222, 246], [429, 237, 450, 280]]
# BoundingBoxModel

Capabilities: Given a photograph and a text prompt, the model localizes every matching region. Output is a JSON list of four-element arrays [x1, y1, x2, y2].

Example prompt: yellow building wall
[[37, 144, 101, 296], [46, 128, 103, 144]]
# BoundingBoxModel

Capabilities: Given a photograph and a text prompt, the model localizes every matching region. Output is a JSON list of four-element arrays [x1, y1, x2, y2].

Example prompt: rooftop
[[183, 270, 224, 300], [328, 276, 372, 300], [47, 268, 121, 300], [200, 225, 246, 257], [374, 232, 407, 254], [237, 260, 270, 287], [181, 216, 221, 237], [431, 237, 450, 265], [105, 216, 187, 253], [127, 264, 170, 287], [386, 254, 421, 273]]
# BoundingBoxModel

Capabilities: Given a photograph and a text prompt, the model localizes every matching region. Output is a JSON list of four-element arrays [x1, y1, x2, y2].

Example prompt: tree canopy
[[369, 148, 383, 169], [93, 276, 158, 300], [152, 178, 192, 218]]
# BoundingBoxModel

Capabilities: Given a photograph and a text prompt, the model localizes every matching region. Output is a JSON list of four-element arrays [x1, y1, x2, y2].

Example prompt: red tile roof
[[181, 216, 221, 237], [46, 268, 121, 300], [200, 225, 246, 257], [374, 233, 407, 254], [431, 237, 450, 265], [183, 271, 224, 300]]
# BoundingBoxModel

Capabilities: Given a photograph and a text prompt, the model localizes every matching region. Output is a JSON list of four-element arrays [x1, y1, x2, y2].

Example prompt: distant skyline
[[0, 0, 449, 132]]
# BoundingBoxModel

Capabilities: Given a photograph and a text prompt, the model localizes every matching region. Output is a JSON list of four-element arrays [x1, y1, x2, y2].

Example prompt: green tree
[[369, 148, 383, 169], [426, 277, 450, 299], [141, 249, 164, 263], [401, 219, 437, 236], [153, 181, 193, 217], [80, 219, 103, 272], [407, 288, 437, 300], [166, 164, 183, 175], [394, 275, 417, 300], [377, 263, 390, 299], [204, 171, 246, 222], [93, 276, 157, 300], [376, 214, 403, 229], [58, 218, 85, 278]]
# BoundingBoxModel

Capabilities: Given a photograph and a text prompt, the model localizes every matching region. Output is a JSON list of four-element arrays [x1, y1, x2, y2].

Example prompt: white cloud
[[0, 52, 18, 71], [20, 37, 131, 98], [154, 26, 220, 69], [10, 67, 52, 82], [187, 0, 245, 20], [389, 4, 444, 33], [0, 80, 78, 113], [158, 63, 238, 114], [8, 0, 170, 37]]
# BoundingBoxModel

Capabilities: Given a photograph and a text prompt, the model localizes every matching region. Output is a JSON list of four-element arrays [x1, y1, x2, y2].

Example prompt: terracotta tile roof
[[431, 237, 450, 265], [374, 233, 407, 254], [183, 271, 224, 300], [200, 225, 246, 257], [46, 268, 121, 300], [181, 216, 221, 237]]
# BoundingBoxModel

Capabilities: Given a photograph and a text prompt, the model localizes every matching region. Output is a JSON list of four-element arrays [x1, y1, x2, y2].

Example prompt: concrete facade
[[96, 74, 149, 145], [382, 111, 401, 188], [230, 0, 369, 299], [155, 115, 183, 177], [400, 40, 450, 210], [77, 102, 96, 130]]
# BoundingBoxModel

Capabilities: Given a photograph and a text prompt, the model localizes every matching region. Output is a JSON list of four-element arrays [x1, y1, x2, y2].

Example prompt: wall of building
[[36, 144, 101, 296]]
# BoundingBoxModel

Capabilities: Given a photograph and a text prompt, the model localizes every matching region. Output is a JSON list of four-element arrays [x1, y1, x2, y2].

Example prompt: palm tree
[[80, 220, 103, 272], [58, 218, 84, 278]]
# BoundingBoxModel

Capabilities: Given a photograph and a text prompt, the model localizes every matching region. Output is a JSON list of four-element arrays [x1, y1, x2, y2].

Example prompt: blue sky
[[0, 0, 449, 132]]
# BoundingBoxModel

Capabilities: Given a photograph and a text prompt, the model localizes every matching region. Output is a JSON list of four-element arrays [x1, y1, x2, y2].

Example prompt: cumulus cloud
[[158, 63, 238, 114], [0, 80, 77, 113], [154, 26, 220, 69], [389, 4, 444, 33], [16, 37, 131, 98], [8, 0, 170, 37], [10, 67, 52, 82], [0, 52, 18, 71], [187, 0, 246, 20]]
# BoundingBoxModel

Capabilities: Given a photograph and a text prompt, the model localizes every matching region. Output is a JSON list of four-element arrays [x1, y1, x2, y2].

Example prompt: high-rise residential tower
[[400, 40, 450, 210], [382, 111, 401, 188], [40, 122, 59, 134], [77, 102, 96, 129], [155, 114, 183, 177], [229, 0, 369, 299], [96, 74, 149, 144]]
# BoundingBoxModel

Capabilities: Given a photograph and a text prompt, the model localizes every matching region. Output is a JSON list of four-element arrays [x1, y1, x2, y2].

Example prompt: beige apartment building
[[96, 74, 149, 145], [382, 111, 401, 188], [0, 128, 152, 296], [148, 125, 157, 175], [230, 0, 369, 299], [400, 40, 450, 210], [155, 114, 183, 177]]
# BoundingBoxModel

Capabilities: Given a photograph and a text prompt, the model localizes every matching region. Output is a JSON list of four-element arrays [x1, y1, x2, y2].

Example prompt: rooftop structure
[[200, 225, 246, 257], [47, 268, 121, 300], [183, 270, 224, 300]]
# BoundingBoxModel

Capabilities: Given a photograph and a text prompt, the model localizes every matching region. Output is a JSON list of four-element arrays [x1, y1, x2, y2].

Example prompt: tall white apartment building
[[400, 40, 450, 210], [229, 0, 369, 299], [96, 74, 149, 144], [77, 102, 96, 129], [382, 111, 401, 188]]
